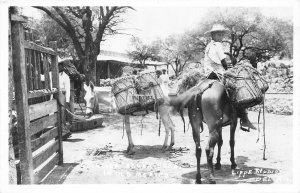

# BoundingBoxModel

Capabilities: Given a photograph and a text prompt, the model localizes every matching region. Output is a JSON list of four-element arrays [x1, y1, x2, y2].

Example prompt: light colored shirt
[[204, 40, 226, 75], [160, 74, 169, 86], [59, 71, 70, 103]]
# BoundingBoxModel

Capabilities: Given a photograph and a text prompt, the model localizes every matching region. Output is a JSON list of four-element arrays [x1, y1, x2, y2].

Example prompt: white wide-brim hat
[[204, 24, 230, 35]]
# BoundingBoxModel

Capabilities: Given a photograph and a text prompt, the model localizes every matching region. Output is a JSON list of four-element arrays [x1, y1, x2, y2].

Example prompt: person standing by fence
[[58, 63, 72, 139]]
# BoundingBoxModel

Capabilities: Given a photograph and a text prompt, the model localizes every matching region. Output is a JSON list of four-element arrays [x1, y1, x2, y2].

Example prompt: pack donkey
[[84, 82, 175, 155]]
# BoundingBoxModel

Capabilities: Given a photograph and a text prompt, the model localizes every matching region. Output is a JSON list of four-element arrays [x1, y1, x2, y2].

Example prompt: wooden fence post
[[49, 41, 64, 165], [8, 13, 17, 185], [11, 17, 34, 184]]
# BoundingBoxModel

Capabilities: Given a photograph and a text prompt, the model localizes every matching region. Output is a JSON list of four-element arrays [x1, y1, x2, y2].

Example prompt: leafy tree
[[192, 7, 293, 66], [159, 34, 202, 77], [127, 37, 161, 67], [25, 13, 75, 59], [34, 6, 134, 84]]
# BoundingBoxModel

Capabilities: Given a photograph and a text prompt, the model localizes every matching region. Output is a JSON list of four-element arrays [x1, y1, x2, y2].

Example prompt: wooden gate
[[11, 15, 63, 184]]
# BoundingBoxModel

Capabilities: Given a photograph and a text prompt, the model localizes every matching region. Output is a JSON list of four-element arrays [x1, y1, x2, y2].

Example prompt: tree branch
[[33, 6, 67, 29], [53, 7, 74, 30], [67, 6, 82, 18]]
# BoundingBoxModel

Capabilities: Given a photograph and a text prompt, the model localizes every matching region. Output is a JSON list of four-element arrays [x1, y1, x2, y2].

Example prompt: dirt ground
[[41, 110, 293, 184]]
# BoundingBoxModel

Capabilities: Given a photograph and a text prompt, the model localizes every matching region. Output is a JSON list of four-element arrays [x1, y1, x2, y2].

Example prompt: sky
[[20, 6, 293, 53]]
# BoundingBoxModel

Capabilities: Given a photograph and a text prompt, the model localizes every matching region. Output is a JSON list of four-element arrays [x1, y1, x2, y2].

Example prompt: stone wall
[[258, 59, 293, 93]]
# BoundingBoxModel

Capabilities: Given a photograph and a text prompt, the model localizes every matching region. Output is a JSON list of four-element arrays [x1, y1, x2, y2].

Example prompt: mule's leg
[[169, 113, 175, 149], [215, 129, 223, 170], [229, 118, 238, 169], [188, 101, 203, 184], [158, 105, 174, 150], [124, 115, 135, 155], [204, 109, 223, 184], [93, 95, 100, 114], [205, 128, 219, 184]]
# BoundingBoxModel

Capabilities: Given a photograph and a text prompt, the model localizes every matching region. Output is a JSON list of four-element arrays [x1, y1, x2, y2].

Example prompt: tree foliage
[[193, 8, 293, 66], [127, 37, 161, 67], [159, 35, 194, 77], [25, 13, 75, 59], [34, 6, 134, 83], [127, 8, 292, 77]]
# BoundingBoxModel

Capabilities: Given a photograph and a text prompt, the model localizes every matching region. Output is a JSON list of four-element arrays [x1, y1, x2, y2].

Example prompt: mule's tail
[[169, 89, 199, 133], [169, 80, 216, 133], [168, 89, 198, 113]]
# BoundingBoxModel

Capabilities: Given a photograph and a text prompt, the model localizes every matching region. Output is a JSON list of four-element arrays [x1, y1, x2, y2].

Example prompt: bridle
[[86, 106, 94, 110]]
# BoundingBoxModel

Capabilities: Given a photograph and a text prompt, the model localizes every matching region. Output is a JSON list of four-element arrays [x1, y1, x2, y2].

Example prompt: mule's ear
[[90, 81, 94, 91]]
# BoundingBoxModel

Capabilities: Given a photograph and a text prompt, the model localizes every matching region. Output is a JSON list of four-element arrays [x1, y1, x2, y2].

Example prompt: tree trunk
[[82, 54, 97, 85]]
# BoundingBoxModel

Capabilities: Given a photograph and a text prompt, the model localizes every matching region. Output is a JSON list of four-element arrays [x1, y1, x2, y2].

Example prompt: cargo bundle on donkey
[[222, 65, 269, 108], [112, 71, 164, 115]]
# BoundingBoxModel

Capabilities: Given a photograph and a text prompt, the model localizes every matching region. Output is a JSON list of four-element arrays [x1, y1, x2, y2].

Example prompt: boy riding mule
[[168, 24, 268, 184], [204, 24, 257, 131]]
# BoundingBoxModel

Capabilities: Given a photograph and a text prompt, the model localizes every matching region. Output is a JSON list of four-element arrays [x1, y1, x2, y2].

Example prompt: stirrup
[[240, 120, 256, 132], [240, 125, 250, 132]]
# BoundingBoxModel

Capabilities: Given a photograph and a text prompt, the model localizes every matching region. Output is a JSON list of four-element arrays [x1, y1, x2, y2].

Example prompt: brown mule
[[169, 79, 238, 184]]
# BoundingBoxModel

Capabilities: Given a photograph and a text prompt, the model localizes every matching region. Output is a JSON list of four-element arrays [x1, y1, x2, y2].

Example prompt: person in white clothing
[[59, 67, 71, 103], [58, 63, 72, 139], [160, 69, 169, 85], [160, 69, 169, 97], [204, 24, 256, 131], [204, 24, 229, 79]]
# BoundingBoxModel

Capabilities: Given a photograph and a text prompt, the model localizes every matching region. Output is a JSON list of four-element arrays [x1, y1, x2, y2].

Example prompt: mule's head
[[84, 82, 97, 116]]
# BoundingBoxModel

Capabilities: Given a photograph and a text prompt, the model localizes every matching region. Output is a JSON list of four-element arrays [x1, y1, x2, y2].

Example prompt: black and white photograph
[[1, 0, 300, 192]]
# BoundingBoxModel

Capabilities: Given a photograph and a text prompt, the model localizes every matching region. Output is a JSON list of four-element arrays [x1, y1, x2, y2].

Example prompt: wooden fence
[[11, 14, 63, 184]]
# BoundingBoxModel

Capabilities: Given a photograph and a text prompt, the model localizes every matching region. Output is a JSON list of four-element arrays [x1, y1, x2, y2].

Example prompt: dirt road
[[42, 110, 293, 184]]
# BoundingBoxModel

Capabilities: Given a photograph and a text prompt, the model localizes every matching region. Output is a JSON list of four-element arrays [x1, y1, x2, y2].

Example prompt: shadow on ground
[[123, 145, 190, 160], [40, 163, 79, 184], [181, 156, 278, 184], [64, 138, 85, 143]]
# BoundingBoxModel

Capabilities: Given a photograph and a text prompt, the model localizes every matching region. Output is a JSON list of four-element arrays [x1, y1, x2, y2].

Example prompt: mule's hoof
[[161, 145, 168, 150], [126, 145, 134, 154], [215, 163, 221, 170], [208, 179, 216, 184], [195, 173, 202, 184], [231, 163, 237, 170], [195, 179, 202, 184], [169, 142, 175, 148], [127, 149, 135, 155], [167, 145, 174, 151]]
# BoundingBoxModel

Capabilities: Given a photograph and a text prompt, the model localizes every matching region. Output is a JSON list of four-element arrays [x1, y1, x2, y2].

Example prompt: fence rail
[[24, 41, 57, 56]]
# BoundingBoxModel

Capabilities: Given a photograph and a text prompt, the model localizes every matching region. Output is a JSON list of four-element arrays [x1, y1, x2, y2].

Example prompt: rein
[[256, 94, 267, 160], [262, 94, 267, 160], [58, 101, 89, 122], [56, 92, 92, 123]]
